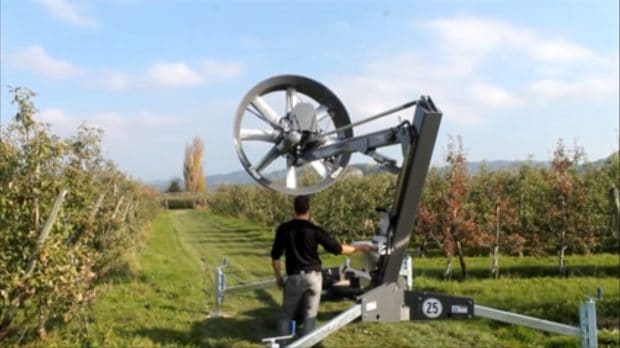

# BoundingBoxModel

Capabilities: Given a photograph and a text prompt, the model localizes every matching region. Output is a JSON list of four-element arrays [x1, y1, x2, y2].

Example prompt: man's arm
[[316, 226, 375, 255], [341, 243, 375, 255], [270, 226, 285, 288], [271, 259, 284, 289]]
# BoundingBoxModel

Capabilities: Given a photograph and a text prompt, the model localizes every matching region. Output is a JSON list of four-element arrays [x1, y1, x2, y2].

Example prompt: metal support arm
[[475, 305, 581, 337], [374, 97, 441, 285], [301, 124, 413, 163], [287, 305, 362, 348], [475, 299, 599, 348]]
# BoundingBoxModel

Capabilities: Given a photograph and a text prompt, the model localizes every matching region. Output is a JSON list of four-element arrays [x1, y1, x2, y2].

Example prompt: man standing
[[270, 195, 374, 337]]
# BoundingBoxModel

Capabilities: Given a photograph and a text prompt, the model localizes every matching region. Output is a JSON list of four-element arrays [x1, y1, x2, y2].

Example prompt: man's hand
[[341, 243, 377, 255], [272, 260, 284, 289], [355, 243, 376, 253]]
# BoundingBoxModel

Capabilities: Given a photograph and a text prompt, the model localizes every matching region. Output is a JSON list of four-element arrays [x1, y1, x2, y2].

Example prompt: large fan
[[233, 75, 354, 195]]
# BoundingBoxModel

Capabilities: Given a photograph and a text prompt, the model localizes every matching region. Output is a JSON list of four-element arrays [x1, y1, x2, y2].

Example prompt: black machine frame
[[225, 76, 598, 348], [313, 96, 475, 321]]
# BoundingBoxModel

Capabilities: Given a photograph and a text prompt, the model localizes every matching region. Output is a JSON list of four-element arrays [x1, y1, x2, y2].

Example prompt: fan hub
[[289, 102, 319, 133]]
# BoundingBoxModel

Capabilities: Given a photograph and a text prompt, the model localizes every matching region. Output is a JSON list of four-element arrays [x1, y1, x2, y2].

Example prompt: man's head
[[294, 195, 311, 217]]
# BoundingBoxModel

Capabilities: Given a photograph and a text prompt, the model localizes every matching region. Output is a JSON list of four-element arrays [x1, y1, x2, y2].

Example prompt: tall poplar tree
[[183, 137, 206, 195]]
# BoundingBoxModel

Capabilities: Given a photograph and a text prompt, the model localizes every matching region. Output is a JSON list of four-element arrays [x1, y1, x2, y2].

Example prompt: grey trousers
[[277, 271, 322, 337]]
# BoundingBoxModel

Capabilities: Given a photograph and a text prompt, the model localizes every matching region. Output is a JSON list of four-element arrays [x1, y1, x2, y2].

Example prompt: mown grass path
[[81, 210, 282, 348], [39, 210, 618, 347]]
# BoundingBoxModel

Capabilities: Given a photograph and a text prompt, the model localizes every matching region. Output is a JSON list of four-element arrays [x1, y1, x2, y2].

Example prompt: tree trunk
[[443, 255, 452, 280], [491, 246, 499, 279], [583, 245, 591, 256], [36, 305, 47, 339], [559, 198, 567, 276], [0, 318, 13, 342], [456, 240, 467, 280], [559, 243, 567, 275], [491, 200, 500, 279]]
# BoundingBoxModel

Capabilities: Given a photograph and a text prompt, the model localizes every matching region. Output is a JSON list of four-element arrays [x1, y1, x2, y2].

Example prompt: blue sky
[[1, 0, 618, 182]]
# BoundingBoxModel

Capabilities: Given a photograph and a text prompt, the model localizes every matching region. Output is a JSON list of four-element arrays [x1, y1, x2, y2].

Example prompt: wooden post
[[0, 189, 67, 342], [25, 189, 68, 275], [121, 202, 132, 221], [89, 193, 106, 222], [111, 196, 125, 220]]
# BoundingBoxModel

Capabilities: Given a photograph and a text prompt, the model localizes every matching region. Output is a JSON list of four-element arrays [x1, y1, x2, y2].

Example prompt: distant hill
[[148, 154, 616, 191], [466, 159, 549, 173], [200, 160, 548, 189], [206, 170, 257, 187]]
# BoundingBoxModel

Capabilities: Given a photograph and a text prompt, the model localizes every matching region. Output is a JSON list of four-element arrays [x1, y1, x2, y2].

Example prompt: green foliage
[[32, 211, 619, 348], [209, 141, 619, 262], [584, 152, 620, 253], [0, 88, 159, 343], [166, 178, 183, 193], [209, 172, 395, 242], [165, 198, 196, 209], [413, 253, 620, 279]]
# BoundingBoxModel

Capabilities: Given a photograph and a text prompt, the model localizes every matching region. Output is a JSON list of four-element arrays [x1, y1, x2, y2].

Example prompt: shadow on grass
[[131, 289, 281, 346], [156, 304, 206, 315], [94, 261, 148, 285], [223, 250, 271, 258], [191, 236, 271, 246]]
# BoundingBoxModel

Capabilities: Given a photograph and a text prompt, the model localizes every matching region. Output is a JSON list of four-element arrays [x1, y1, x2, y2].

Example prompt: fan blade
[[316, 104, 330, 123], [286, 88, 300, 113], [310, 160, 327, 178], [251, 96, 281, 128], [255, 145, 281, 172], [286, 165, 297, 189], [240, 128, 279, 142]]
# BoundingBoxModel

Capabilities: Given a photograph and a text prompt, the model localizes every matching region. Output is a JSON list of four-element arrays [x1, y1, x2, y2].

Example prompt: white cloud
[[88, 111, 124, 133], [424, 16, 528, 55], [94, 110, 181, 131], [35, 108, 182, 141], [323, 15, 616, 130], [36, 0, 98, 28], [145, 62, 204, 87], [531, 38, 597, 63], [95, 58, 245, 90], [37, 108, 70, 124], [469, 82, 522, 108], [423, 16, 600, 65], [35, 108, 90, 137], [100, 71, 132, 91], [201, 58, 244, 81], [529, 78, 618, 99], [326, 51, 497, 128], [10, 45, 83, 79], [134, 111, 179, 126], [42, 108, 185, 179]]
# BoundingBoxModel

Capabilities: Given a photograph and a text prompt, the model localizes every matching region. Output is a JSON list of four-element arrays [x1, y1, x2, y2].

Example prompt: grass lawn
[[30, 210, 620, 347]]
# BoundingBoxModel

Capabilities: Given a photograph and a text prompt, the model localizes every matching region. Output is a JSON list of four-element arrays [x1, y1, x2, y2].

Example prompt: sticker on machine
[[451, 305, 469, 314], [365, 301, 377, 312], [421, 297, 443, 318]]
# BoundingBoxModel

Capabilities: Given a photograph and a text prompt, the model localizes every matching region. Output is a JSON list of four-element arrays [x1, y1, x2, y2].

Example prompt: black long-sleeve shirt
[[270, 219, 342, 275]]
